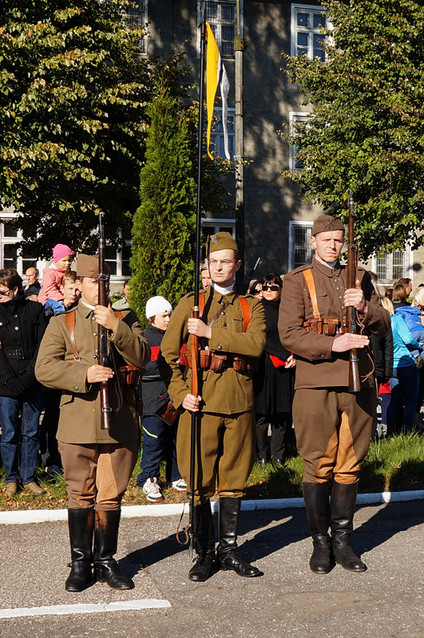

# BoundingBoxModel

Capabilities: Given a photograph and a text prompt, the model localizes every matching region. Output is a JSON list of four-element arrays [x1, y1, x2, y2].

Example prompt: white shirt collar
[[212, 282, 235, 296], [80, 299, 96, 311]]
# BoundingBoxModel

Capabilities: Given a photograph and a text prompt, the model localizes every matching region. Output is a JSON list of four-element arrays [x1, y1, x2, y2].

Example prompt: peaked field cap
[[312, 214, 345, 236], [208, 231, 239, 254], [76, 254, 110, 278], [145, 295, 173, 319]]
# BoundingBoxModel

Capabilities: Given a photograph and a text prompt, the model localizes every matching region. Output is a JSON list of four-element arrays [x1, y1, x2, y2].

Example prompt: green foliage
[[282, 0, 424, 259], [0, 0, 152, 257], [130, 62, 231, 322]]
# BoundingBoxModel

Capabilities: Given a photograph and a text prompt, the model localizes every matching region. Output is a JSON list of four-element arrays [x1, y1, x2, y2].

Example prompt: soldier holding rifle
[[160, 232, 266, 582], [36, 254, 149, 592], [279, 213, 390, 574]]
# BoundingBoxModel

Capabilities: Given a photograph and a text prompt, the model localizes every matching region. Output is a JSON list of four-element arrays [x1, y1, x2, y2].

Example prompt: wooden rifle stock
[[346, 191, 361, 393], [98, 213, 111, 429]]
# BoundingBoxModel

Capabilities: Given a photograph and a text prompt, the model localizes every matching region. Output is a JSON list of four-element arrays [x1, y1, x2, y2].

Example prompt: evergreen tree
[[282, 0, 424, 258], [130, 74, 230, 322], [0, 0, 152, 256]]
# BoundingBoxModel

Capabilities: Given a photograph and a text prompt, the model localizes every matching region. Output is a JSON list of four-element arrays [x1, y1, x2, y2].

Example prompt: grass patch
[[1, 433, 424, 511]]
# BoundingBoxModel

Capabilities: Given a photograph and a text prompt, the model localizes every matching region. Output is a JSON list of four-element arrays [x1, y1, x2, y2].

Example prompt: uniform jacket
[[160, 286, 266, 415], [278, 256, 390, 389], [0, 294, 47, 396], [35, 300, 150, 444], [141, 323, 170, 416]]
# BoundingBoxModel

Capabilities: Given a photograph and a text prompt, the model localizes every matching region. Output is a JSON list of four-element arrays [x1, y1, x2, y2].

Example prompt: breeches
[[59, 440, 139, 510], [293, 387, 376, 485], [176, 410, 256, 504]]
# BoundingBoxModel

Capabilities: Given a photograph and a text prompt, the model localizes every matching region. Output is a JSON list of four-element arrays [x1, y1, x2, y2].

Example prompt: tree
[[130, 68, 230, 322], [0, 0, 152, 257], [282, 0, 424, 259]]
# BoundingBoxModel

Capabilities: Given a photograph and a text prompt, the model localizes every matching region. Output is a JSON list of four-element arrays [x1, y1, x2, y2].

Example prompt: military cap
[[312, 214, 345, 236], [207, 231, 239, 255], [76, 254, 110, 278]]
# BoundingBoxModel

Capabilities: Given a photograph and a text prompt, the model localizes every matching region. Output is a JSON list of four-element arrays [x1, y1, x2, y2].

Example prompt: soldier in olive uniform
[[35, 255, 150, 592], [279, 215, 390, 574], [160, 232, 266, 582]]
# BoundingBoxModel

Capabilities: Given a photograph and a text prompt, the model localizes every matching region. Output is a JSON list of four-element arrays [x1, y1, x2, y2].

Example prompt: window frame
[[124, 0, 148, 55], [290, 3, 327, 61], [198, 0, 241, 59], [210, 106, 235, 161], [370, 247, 412, 287], [288, 220, 313, 271]]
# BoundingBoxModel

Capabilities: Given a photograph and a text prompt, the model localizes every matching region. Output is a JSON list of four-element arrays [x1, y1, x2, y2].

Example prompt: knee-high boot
[[94, 510, 134, 589], [217, 497, 262, 578], [188, 501, 216, 582], [65, 508, 95, 592], [303, 482, 333, 574], [330, 481, 366, 572]]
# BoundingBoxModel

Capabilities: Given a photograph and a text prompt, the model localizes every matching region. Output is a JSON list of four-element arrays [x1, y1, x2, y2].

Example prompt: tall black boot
[[217, 497, 262, 578], [65, 508, 95, 592], [189, 501, 216, 582], [303, 482, 333, 574], [94, 510, 133, 589], [330, 481, 366, 572]]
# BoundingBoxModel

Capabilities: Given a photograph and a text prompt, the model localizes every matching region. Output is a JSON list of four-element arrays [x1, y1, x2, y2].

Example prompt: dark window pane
[[297, 12, 309, 28], [313, 13, 326, 28], [221, 5, 234, 21], [4, 244, 18, 269], [206, 2, 217, 20], [313, 49, 325, 61], [3, 223, 18, 238], [297, 32, 308, 46]]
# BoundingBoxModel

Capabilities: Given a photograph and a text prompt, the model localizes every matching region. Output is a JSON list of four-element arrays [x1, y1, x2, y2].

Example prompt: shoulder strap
[[199, 292, 205, 317], [65, 310, 80, 361], [302, 269, 320, 319], [114, 310, 124, 320], [238, 297, 251, 332]]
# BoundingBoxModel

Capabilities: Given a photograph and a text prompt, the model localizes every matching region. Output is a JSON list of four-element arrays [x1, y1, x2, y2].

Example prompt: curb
[[1, 489, 424, 525]]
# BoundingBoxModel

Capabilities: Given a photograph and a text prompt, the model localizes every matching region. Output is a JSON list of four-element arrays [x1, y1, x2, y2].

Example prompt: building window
[[371, 248, 412, 286], [105, 229, 132, 282], [291, 4, 327, 61], [200, 1, 238, 58], [288, 221, 313, 270], [289, 112, 311, 170], [124, 0, 148, 54], [210, 107, 235, 160]]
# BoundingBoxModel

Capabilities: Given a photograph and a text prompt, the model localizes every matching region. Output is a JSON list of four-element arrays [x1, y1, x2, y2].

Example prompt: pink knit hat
[[53, 243, 73, 262]]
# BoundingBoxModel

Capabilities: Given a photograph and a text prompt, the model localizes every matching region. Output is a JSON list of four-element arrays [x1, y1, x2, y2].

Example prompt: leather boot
[[94, 510, 134, 589], [303, 482, 333, 574], [65, 508, 94, 592], [330, 481, 367, 572], [217, 497, 262, 577], [189, 501, 216, 582]]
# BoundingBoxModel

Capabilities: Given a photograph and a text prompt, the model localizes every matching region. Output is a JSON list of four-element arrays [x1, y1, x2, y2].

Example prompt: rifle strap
[[198, 292, 251, 332], [302, 269, 320, 320]]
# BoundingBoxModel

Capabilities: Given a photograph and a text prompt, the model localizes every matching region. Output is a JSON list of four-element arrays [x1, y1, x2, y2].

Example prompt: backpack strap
[[302, 269, 320, 319]]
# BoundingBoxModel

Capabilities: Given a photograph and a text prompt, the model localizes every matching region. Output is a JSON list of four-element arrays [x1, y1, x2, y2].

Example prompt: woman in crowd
[[253, 273, 295, 465], [0, 269, 47, 495]]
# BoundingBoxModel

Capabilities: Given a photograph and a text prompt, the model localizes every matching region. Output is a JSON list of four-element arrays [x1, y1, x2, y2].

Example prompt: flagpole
[[188, 1, 206, 558], [234, 0, 245, 276]]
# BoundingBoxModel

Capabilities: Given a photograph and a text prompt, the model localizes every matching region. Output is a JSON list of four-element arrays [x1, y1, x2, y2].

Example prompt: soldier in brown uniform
[[35, 255, 150, 592], [279, 215, 390, 574], [160, 233, 266, 582]]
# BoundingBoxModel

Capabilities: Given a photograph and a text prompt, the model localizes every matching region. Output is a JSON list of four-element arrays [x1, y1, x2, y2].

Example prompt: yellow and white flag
[[205, 22, 230, 160]]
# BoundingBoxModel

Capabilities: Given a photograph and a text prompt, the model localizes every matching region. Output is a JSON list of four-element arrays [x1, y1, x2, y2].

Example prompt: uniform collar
[[312, 255, 342, 277], [77, 299, 94, 319]]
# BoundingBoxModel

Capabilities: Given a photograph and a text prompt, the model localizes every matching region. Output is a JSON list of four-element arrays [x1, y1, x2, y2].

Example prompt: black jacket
[[141, 324, 170, 416], [0, 293, 47, 397]]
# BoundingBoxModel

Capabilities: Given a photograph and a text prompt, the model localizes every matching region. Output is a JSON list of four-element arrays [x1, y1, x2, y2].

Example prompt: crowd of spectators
[[1, 254, 423, 500]]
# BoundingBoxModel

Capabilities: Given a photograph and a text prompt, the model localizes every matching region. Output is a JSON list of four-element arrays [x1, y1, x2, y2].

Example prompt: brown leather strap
[[238, 297, 251, 333], [303, 269, 320, 319], [65, 310, 80, 361]]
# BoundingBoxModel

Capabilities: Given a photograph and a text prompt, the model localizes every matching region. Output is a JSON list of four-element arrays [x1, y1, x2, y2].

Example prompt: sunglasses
[[262, 285, 280, 291]]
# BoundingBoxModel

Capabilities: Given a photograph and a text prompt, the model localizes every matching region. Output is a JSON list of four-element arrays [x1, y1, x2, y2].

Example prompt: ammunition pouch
[[185, 350, 253, 373], [303, 317, 344, 336], [157, 400, 181, 426], [118, 365, 143, 387]]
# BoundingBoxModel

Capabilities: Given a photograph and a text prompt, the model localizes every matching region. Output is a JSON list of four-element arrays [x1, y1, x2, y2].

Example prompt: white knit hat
[[145, 295, 172, 319]]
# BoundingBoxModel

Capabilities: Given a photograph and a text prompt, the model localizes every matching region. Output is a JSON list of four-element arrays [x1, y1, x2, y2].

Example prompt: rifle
[[346, 190, 361, 393], [98, 212, 112, 429]]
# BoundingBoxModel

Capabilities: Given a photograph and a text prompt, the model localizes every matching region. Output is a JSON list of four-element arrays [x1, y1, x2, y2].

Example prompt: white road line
[[0, 599, 171, 619]]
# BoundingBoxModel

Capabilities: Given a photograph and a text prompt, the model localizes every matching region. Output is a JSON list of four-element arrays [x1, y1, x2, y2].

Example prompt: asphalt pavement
[[1, 499, 424, 638]]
